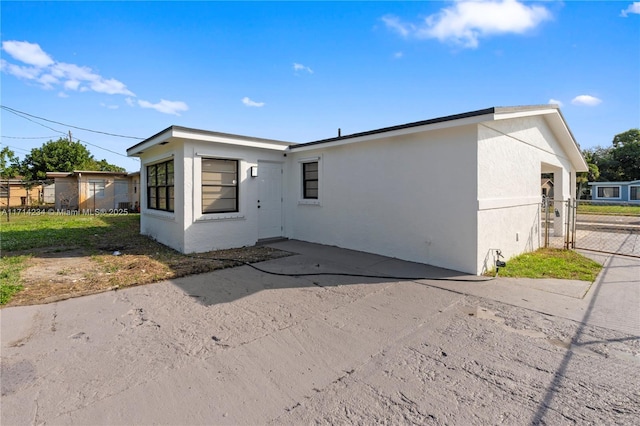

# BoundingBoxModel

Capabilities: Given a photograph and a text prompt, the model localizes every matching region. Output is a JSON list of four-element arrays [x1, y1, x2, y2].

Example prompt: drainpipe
[[78, 172, 82, 211]]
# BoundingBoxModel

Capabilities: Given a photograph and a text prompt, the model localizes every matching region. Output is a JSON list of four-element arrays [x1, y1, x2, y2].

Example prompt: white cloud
[[242, 97, 265, 107], [64, 80, 81, 91], [0, 59, 41, 80], [383, 0, 552, 48], [3, 39, 187, 115], [100, 102, 119, 110], [548, 98, 563, 107], [38, 73, 59, 90], [394, 51, 404, 59], [2, 40, 54, 67], [293, 63, 313, 74], [138, 99, 189, 116], [621, 2, 640, 17], [90, 78, 135, 96], [382, 15, 413, 37], [1, 40, 135, 97], [571, 95, 602, 106]]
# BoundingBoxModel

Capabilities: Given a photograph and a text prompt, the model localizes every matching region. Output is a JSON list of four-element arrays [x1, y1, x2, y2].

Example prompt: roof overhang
[[46, 171, 130, 178], [588, 180, 640, 186], [127, 125, 295, 157]]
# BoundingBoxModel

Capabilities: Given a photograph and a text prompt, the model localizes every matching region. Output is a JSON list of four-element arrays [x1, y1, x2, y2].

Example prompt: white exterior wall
[[284, 125, 479, 274], [182, 141, 285, 253], [476, 116, 576, 273], [139, 144, 186, 252]]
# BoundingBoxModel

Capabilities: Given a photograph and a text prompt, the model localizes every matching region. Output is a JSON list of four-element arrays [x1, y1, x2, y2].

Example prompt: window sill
[[144, 210, 176, 221], [196, 213, 245, 222], [298, 199, 321, 206]]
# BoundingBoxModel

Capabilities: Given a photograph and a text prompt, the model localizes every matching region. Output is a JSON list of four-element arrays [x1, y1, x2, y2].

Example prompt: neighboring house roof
[[46, 171, 131, 178], [0, 178, 31, 184], [127, 105, 588, 172], [588, 180, 640, 186], [541, 178, 554, 187]]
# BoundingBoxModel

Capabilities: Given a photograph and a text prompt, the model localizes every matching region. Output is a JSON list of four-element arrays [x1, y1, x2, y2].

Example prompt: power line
[[76, 137, 133, 159], [1, 107, 138, 159], [0, 144, 31, 154], [1, 135, 61, 140], [2, 108, 68, 137], [0, 105, 145, 140]]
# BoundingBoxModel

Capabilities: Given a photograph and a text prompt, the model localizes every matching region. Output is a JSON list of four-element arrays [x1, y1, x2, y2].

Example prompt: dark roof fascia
[[289, 107, 497, 150]]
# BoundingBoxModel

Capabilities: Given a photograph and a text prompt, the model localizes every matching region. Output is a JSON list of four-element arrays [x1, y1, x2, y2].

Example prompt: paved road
[[576, 214, 640, 226], [1, 241, 638, 425]]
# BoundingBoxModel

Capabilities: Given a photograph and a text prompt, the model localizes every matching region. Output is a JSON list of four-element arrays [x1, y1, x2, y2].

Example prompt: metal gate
[[542, 197, 576, 250], [543, 198, 640, 257]]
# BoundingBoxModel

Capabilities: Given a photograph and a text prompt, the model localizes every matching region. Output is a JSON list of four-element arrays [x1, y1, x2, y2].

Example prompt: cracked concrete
[[1, 241, 638, 425]]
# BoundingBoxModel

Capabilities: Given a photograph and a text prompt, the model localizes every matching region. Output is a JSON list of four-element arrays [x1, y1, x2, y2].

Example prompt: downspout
[[78, 172, 83, 210]]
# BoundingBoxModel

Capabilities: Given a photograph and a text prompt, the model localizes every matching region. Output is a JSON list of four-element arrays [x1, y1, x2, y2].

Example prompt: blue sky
[[1, 1, 639, 173]]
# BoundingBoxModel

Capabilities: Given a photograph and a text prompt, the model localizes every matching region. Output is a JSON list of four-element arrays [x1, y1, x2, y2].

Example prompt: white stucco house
[[127, 105, 587, 275]]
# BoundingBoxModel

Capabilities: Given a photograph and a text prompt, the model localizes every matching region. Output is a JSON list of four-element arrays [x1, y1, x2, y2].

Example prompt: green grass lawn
[[0, 212, 139, 252], [0, 256, 28, 304], [0, 213, 287, 306], [577, 203, 640, 216], [0, 213, 141, 304], [494, 248, 603, 282]]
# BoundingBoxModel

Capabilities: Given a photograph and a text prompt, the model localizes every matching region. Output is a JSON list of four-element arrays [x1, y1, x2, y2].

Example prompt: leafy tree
[[20, 138, 125, 181], [95, 158, 127, 172], [1, 146, 21, 221], [0, 146, 20, 179], [582, 129, 640, 182], [610, 129, 640, 181], [578, 149, 600, 184]]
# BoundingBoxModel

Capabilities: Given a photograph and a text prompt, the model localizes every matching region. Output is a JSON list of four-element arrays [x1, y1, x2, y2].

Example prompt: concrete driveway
[[1, 240, 638, 425]]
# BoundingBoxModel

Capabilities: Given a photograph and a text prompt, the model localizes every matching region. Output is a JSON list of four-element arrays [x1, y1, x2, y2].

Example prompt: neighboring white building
[[127, 105, 588, 275]]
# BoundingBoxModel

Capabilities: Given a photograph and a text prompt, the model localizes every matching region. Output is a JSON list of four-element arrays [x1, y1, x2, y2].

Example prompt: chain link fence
[[542, 198, 640, 257]]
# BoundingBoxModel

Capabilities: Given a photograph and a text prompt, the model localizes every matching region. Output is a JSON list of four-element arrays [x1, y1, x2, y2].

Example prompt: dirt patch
[[7, 245, 291, 307], [22, 249, 93, 284]]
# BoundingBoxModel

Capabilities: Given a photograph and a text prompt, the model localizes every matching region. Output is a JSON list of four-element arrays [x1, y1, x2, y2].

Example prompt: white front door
[[257, 161, 283, 240]]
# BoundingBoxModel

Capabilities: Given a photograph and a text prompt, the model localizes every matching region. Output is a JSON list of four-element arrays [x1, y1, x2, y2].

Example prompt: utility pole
[[68, 130, 73, 142]]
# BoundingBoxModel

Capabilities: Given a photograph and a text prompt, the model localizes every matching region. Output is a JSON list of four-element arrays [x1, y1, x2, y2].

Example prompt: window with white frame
[[597, 186, 620, 199], [631, 186, 639, 201], [302, 161, 319, 199], [88, 179, 105, 199], [147, 159, 174, 212], [202, 158, 238, 213]]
